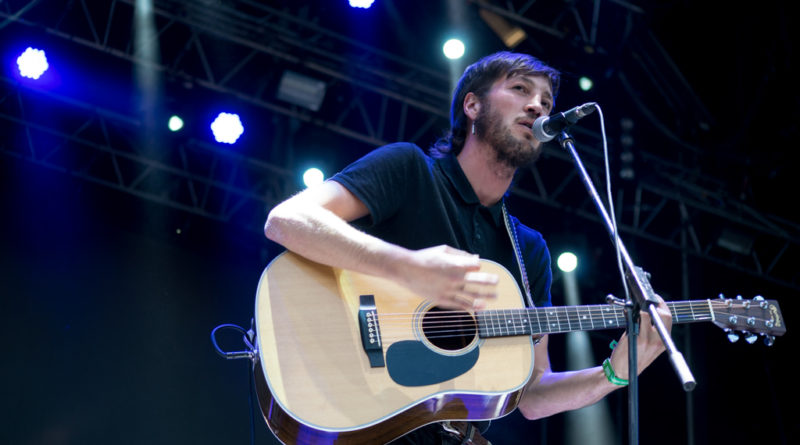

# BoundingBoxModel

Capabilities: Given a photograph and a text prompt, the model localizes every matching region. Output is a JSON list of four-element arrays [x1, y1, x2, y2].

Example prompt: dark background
[[1, 1, 797, 444]]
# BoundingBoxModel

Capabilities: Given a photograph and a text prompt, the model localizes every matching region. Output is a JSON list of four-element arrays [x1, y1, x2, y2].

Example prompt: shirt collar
[[437, 154, 505, 227]]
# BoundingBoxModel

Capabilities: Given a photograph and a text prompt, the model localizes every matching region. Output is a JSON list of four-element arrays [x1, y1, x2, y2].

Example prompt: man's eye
[[514, 85, 527, 92]]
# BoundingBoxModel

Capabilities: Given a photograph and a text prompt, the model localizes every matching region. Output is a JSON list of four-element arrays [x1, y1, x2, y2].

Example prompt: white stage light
[[17, 47, 49, 80], [443, 39, 465, 60], [349, 0, 375, 8], [302, 168, 325, 188], [557, 252, 578, 273], [168, 115, 184, 132], [211, 112, 244, 144]]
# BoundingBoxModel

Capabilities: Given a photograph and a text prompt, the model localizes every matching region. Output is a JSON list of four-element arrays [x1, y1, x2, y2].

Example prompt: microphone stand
[[555, 130, 696, 445]]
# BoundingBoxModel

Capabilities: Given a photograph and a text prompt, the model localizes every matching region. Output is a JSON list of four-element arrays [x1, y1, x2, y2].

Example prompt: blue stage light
[[349, 0, 375, 9], [16, 47, 49, 80], [210, 112, 244, 144]]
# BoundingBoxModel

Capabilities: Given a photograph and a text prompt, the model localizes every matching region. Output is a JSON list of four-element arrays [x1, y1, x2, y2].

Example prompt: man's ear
[[464, 92, 480, 121]]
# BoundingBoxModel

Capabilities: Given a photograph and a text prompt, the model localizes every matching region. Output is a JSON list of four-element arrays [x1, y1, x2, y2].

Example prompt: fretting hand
[[608, 295, 673, 380]]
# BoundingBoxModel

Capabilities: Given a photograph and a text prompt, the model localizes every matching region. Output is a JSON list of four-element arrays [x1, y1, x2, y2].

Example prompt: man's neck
[[456, 138, 516, 207]]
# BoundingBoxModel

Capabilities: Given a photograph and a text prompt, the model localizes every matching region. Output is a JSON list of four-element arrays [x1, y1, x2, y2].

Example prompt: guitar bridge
[[358, 295, 385, 368]]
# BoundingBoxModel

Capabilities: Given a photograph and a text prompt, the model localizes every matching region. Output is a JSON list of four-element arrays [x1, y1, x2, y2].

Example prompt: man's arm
[[264, 180, 497, 310], [518, 300, 672, 419]]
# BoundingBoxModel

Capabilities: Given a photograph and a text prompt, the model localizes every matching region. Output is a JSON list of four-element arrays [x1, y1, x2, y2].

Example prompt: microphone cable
[[211, 322, 257, 445], [595, 104, 632, 306]]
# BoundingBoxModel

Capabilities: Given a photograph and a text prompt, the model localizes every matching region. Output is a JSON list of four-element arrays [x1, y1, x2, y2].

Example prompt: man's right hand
[[394, 245, 499, 311]]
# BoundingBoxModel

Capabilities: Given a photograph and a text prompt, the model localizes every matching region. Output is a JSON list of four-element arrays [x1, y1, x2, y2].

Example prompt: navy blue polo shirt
[[331, 142, 551, 308]]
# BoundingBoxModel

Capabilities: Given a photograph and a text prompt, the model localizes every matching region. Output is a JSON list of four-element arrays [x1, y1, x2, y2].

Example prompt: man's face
[[474, 74, 553, 168]]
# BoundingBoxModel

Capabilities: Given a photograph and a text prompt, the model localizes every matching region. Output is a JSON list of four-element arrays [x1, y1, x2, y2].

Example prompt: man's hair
[[430, 51, 560, 158]]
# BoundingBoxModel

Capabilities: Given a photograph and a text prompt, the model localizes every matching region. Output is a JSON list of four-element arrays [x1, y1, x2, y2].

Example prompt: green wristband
[[602, 358, 629, 386]]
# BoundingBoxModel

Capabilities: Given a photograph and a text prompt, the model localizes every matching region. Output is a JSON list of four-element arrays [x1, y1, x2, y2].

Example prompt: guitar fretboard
[[476, 301, 714, 338]]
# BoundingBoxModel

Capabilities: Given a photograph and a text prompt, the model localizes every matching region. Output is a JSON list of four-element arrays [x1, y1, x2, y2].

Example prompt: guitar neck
[[477, 300, 712, 338]]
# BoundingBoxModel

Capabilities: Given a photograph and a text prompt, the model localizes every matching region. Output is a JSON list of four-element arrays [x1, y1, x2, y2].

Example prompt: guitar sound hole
[[422, 307, 477, 351]]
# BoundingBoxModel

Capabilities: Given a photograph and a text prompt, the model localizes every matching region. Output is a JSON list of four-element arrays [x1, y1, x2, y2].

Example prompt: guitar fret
[[605, 305, 619, 328], [552, 307, 560, 332], [546, 307, 557, 333], [600, 304, 607, 328], [564, 306, 572, 331], [497, 310, 504, 336], [510, 310, 517, 336], [531, 308, 542, 336], [569, 306, 579, 332], [511, 309, 520, 336], [672, 303, 684, 323], [581, 306, 592, 331]]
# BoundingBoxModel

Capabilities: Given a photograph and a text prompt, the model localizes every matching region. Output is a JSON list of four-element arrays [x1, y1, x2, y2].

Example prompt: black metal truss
[[516, 131, 800, 292], [2, 0, 452, 148], [3, 75, 798, 292], [470, 0, 714, 145], [1, 0, 799, 291], [0, 77, 294, 233]]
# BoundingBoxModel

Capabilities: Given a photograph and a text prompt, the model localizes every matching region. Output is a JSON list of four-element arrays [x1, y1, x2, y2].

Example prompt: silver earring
[[471, 122, 476, 135]]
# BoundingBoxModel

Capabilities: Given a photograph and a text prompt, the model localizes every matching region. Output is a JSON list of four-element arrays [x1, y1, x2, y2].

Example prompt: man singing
[[264, 51, 671, 444]]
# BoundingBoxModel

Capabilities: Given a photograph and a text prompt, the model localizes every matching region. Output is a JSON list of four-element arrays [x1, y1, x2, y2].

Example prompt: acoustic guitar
[[253, 251, 785, 444]]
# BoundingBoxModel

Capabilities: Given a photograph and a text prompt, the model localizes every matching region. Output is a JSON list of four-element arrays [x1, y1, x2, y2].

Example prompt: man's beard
[[474, 102, 541, 168]]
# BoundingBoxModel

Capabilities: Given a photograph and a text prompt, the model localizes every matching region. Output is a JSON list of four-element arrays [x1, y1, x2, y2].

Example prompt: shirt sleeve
[[330, 142, 430, 227]]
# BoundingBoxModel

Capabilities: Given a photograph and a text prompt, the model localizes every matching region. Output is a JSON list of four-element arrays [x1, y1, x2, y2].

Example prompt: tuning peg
[[753, 295, 764, 301], [736, 295, 743, 300], [718, 293, 726, 299], [764, 335, 776, 347], [754, 296, 769, 309], [743, 332, 758, 344], [725, 329, 740, 343]]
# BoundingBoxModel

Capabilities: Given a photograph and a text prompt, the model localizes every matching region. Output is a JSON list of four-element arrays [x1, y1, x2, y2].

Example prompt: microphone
[[532, 102, 597, 142]]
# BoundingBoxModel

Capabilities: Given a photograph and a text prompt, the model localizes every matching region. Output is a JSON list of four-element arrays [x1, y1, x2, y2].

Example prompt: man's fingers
[[450, 292, 492, 310], [462, 273, 498, 298], [442, 245, 475, 257], [465, 271, 499, 285]]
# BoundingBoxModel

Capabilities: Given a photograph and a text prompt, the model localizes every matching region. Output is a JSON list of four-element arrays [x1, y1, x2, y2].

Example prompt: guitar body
[[254, 251, 535, 444]]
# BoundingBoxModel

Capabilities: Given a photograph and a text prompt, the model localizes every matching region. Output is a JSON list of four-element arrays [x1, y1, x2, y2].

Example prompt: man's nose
[[525, 100, 545, 117]]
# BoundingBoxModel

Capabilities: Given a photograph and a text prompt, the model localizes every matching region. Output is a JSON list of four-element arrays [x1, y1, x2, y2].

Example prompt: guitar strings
[[376, 313, 758, 329], [374, 313, 778, 342], [367, 302, 777, 341], [374, 301, 764, 321]]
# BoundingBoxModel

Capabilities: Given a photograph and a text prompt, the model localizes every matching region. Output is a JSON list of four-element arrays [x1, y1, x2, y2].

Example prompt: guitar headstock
[[712, 295, 786, 345]]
